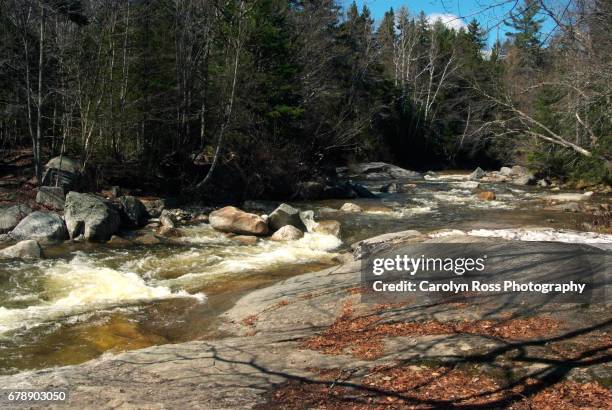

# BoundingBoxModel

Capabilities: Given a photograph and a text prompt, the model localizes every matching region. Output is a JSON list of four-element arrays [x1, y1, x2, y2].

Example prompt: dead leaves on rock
[[303, 302, 562, 360]]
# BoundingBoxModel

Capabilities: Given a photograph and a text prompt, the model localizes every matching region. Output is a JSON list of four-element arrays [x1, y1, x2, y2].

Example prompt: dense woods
[[0, 0, 610, 199]]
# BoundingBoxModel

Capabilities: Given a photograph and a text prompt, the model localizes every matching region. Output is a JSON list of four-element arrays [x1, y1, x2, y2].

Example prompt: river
[[0, 172, 609, 374]]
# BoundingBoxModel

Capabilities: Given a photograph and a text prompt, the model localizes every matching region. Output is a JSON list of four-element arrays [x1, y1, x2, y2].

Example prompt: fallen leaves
[[303, 302, 562, 360]]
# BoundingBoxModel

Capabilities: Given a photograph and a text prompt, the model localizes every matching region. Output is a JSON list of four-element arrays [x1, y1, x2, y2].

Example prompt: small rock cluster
[[209, 203, 342, 244]]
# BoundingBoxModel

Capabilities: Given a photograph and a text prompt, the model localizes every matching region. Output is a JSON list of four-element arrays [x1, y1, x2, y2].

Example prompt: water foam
[[0, 255, 204, 335]]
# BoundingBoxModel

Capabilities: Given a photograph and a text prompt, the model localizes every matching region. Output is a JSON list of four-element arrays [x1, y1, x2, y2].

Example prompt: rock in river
[[118, 196, 149, 227], [313, 220, 341, 238], [36, 186, 65, 210], [271, 225, 304, 241], [0, 239, 42, 259], [64, 192, 120, 242], [469, 167, 486, 180], [209, 206, 269, 236], [10, 211, 68, 242], [477, 191, 496, 201], [268, 203, 306, 232], [340, 202, 363, 212], [0, 204, 32, 234]]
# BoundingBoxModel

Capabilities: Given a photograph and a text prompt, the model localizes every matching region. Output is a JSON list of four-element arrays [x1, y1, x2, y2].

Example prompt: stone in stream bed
[[0, 204, 32, 234], [270, 225, 304, 241], [118, 196, 149, 228], [107, 235, 134, 248], [340, 203, 363, 213], [476, 191, 496, 201], [64, 192, 121, 242], [10, 211, 68, 242], [232, 235, 259, 245], [36, 186, 65, 210], [313, 220, 341, 238], [0, 239, 42, 259], [469, 167, 486, 180], [268, 203, 306, 232], [209, 206, 269, 236]]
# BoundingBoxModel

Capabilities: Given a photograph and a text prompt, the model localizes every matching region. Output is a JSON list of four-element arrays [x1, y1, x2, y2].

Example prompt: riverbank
[[0, 229, 610, 409]]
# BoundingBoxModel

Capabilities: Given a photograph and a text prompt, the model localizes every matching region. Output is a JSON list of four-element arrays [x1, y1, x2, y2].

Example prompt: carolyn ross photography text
[[371, 280, 587, 294]]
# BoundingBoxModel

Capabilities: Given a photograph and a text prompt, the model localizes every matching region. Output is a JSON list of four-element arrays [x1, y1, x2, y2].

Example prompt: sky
[[344, 0, 556, 48]]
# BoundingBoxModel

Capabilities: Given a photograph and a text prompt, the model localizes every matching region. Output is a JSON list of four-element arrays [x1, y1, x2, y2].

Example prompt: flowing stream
[[0, 172, 609, 374]]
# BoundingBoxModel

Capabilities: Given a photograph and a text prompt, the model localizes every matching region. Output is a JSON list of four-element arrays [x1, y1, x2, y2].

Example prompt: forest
[[1, 0, 610, 200]]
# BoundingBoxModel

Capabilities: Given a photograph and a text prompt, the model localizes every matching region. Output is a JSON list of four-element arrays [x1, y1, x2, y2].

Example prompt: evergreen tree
[[505, 0, 544, 64]]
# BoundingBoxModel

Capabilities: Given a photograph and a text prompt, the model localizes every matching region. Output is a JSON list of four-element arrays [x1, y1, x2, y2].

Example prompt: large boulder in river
[[469, 167, 486, 180], [337, 162, 421, 180], [41, 156, 81, 192], [10, 211, 67, 242], [64, 192, 120, 241], [0, 204, 32, 234], [36, 186, 65, 210], [268, 203, 306, 232], [209, 206, 269, 236], [0, 239, 42, 259], [271, 225, 304, 241], [118, 196, 148, 227], [313, 220, 342, 238]]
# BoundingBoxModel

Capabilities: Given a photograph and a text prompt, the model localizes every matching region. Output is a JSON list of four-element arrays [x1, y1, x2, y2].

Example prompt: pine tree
[[504, 0, 544, 65], [467, 19, 487, 51]]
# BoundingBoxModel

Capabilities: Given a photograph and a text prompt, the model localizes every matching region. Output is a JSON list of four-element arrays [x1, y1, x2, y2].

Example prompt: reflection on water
[[0, 172, 609, 374]]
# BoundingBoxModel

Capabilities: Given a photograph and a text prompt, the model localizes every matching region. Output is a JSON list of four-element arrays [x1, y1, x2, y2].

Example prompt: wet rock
[[0, 204, 32, 234], [0, 239, 42, 259], [36, 186, 65, 210], [313, 220, 341, 238], [269, 203, 306, 232], [194, 213, 209, 223], [469, 167, 485, 180], [133, 233, 162, 245], [107, 235, 134, 247], [232, 235, 258, 245], [141, 198, 179, 218], [158, 226, 183, 238], [118, 196, 149, 228], [270, 225, 304, 241], [64, 192, 121, 242], [10, 211, 68, 242], [477, 191, 496, 201], [209, 206, 269, 236], [299, 210, 316, 233], [340, 202, 363, 212], [499, 166, 514, 176], [322, 180, 357, 199], [513, 173, 536, 186], [160, 210, 176, 229]]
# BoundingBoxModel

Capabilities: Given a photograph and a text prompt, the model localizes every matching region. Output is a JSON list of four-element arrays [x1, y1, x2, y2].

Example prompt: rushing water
[[0, 172, 609, 374]]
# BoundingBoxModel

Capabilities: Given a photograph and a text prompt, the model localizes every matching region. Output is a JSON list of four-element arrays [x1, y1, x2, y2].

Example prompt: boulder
[[469, 167, 486, 180], [313, 220, 341, 238], [133, 233, 162, 245], [158, 226, 183, 238], [544, 202, 582, 213], [0, 239, 42, 259], [499, 166, 514, 176], [209, 206, 269, 236], [159, 210, 176, 229], [64, 192, 121, 242], [268, 203, 306, 232], [0, 204, 32, 234], [340, 203, 363, 212], [299, 210, 317, 233], [232, 235, 259, 245], [343, 162, 422, 179], [271, 225, 304, 241], [10, 211, 67, 242], [322, 181, 357, 199], [477, 191, 496, 201], [295, 181, 324, 200], [41, 156, 81, 192], [107, 235, 134, 247], [513, 174, 536, 186], [380, 183, 400, 193], [36, 186, 65, 210], [141, 198, 179, 218], [118, 196, 149, 228]]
